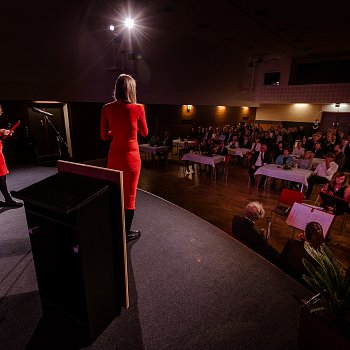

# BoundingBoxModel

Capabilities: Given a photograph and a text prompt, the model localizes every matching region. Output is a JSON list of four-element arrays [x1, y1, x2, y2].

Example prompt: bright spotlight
[[124, 18, 135, 29], [109, 25, 115, 31]]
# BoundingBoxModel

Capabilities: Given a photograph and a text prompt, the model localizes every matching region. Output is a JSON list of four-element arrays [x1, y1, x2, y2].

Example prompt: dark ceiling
[[1, 0, 350, 104]]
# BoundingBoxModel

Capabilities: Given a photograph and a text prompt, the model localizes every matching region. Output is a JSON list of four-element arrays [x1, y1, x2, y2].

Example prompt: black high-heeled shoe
[[126, 230, 141, 242]]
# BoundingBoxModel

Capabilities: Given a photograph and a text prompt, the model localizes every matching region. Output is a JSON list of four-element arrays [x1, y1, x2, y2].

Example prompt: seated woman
[[279, 222, 324, 287], [232, 202, 279, 263], [276, 147, 293, 167], [320, 171, 350, 215], [298, 150, 313, 170], [292, 141, 305, 158]]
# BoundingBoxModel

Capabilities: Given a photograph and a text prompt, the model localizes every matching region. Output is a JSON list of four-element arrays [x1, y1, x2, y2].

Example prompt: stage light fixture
[[109, 25, 115, 31], [124, 18, 135, 29]]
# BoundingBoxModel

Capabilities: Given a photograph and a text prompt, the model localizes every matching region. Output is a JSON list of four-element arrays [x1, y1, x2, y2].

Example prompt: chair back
[[223, 155, 231, 168], [278, 188, 304, 206]]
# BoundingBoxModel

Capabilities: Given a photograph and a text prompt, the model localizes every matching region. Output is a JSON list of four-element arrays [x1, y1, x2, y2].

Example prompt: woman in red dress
[[0, 104, 23, 207], [100, 74, 148, 242]]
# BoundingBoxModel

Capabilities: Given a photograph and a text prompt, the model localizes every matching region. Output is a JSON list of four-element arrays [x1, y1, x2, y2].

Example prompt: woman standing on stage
[[0, 104, 23, 207], [100, 74, 148, 242]]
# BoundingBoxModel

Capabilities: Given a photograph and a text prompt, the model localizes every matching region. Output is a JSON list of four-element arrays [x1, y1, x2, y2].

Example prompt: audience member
[[280, 222, 325, 287], [305, 152, 338, 200], [276, 147, 293, 167], [248, 144, 272, 189], [333, 144, 345, 170], [232, 202, 279, 263], [180, 141, 195, 174], [312, 142, 323, 158], [292, 141, 305, 158], [321, 171, 350, 215], [149, 132, 160, 146], [216, 141, 228, 156], [298, 151, 313, 170]]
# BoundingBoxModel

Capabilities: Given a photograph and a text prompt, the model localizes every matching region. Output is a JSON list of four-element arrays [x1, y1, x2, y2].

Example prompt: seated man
[[180, 141, 195, 173], [248, 144, 272, 189], [305, 152, 338, 200], [149, 132, 160, 146], [216, 141, 228, 156], [232, 202, 279, 263]]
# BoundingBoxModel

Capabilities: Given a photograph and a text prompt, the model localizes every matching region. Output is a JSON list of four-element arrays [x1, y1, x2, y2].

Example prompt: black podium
[[12, 171, 125, 345]]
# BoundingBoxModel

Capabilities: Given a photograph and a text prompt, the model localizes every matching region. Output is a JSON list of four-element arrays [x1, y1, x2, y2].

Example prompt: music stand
[[319, 192, 350, 215], [286, 202, 334, 239]]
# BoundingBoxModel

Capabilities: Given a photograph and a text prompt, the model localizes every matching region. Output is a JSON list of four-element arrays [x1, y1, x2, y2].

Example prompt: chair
[[217, 155, 231, 181], [271, 188, 304, 221]]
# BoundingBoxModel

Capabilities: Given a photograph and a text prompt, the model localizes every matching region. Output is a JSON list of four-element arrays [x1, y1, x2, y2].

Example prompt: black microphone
[[32, 107, 53, 117]]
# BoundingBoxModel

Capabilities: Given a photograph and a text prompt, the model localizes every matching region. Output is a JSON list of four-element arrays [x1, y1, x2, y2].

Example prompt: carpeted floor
[[0, 164, 310, 349]]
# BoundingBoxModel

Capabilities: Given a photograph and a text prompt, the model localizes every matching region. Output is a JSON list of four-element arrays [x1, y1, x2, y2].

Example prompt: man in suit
[[248, 143, 272, 189], [232, 201, 278, 263]]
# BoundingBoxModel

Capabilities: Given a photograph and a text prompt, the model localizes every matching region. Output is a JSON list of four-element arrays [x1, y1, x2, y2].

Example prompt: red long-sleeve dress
[[0, 140, 9, 176], [100, 101, 148, 210]]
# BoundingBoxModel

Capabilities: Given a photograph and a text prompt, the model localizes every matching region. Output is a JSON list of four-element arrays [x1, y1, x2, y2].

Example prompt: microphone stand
[[43, 115, 68, 158]]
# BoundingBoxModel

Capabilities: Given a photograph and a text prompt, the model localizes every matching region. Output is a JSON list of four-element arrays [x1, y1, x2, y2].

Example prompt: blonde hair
[[245, 201, 265, 221], [114, 74, 137, 103], [304, 150, 314, 159]]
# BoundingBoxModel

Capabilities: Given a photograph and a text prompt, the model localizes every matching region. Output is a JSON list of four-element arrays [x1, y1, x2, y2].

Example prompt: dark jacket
[[232, 216, 279, 263]]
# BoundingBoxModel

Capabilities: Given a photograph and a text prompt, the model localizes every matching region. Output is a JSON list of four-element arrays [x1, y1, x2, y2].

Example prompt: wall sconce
[[335, 103, 340, 108], [186, 105, 192, 112]]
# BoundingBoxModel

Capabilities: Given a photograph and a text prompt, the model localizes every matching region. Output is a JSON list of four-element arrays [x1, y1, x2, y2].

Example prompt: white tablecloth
[[173, 139, 197, 147], [226, 147, 250, 157], [254, 164, 313, 186], [139, 144, 168, 154], [181, 153, 225, 167]]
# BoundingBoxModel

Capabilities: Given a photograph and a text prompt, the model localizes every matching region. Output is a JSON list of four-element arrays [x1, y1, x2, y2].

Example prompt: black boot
[[125, 209, 141, 242], [0, 175, 23, 207]]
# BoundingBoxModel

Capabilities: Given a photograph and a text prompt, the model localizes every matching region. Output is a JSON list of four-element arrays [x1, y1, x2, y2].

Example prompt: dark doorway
[[320, 112, 350, 135]]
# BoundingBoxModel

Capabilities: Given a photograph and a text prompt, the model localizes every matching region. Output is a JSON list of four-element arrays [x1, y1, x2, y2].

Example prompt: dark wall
[[69, 102, 108, 162]]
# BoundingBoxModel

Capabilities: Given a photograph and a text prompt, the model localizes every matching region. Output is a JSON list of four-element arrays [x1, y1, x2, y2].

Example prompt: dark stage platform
[[0, 164, 309, 349]]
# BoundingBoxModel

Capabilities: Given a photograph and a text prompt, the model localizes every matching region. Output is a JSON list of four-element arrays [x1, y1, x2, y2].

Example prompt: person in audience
[[280, 221, 325, 287], [180, 141, 195, 174], [273, 141, 284, 161], [232, 201, 279, 263], [149, 132, 160, 146], [100, 74, 148, 243], [250, 137, 261, 153], [305, 152, 338, 200], [0, 104, 23, 207], [276, 147, 293, 167], [226, 127, 235, 143], [199, 138, 211, 154], [298, 150, 314, 170], [292, 141, 305, 158], [188, 127, 197, 140], [322, 132, 335, 154], [305, 133, 321, 151], [333, 144, 345, 170], [216, 141, 228, 156], [248, 144, 272, 189], [301, 135, 308, 149], [312, 142, 323, 158], [320, 171, 350, 215], [228, 135, 239, 149], [239, 135, 252, 149], [162, 130, 173, 151]]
